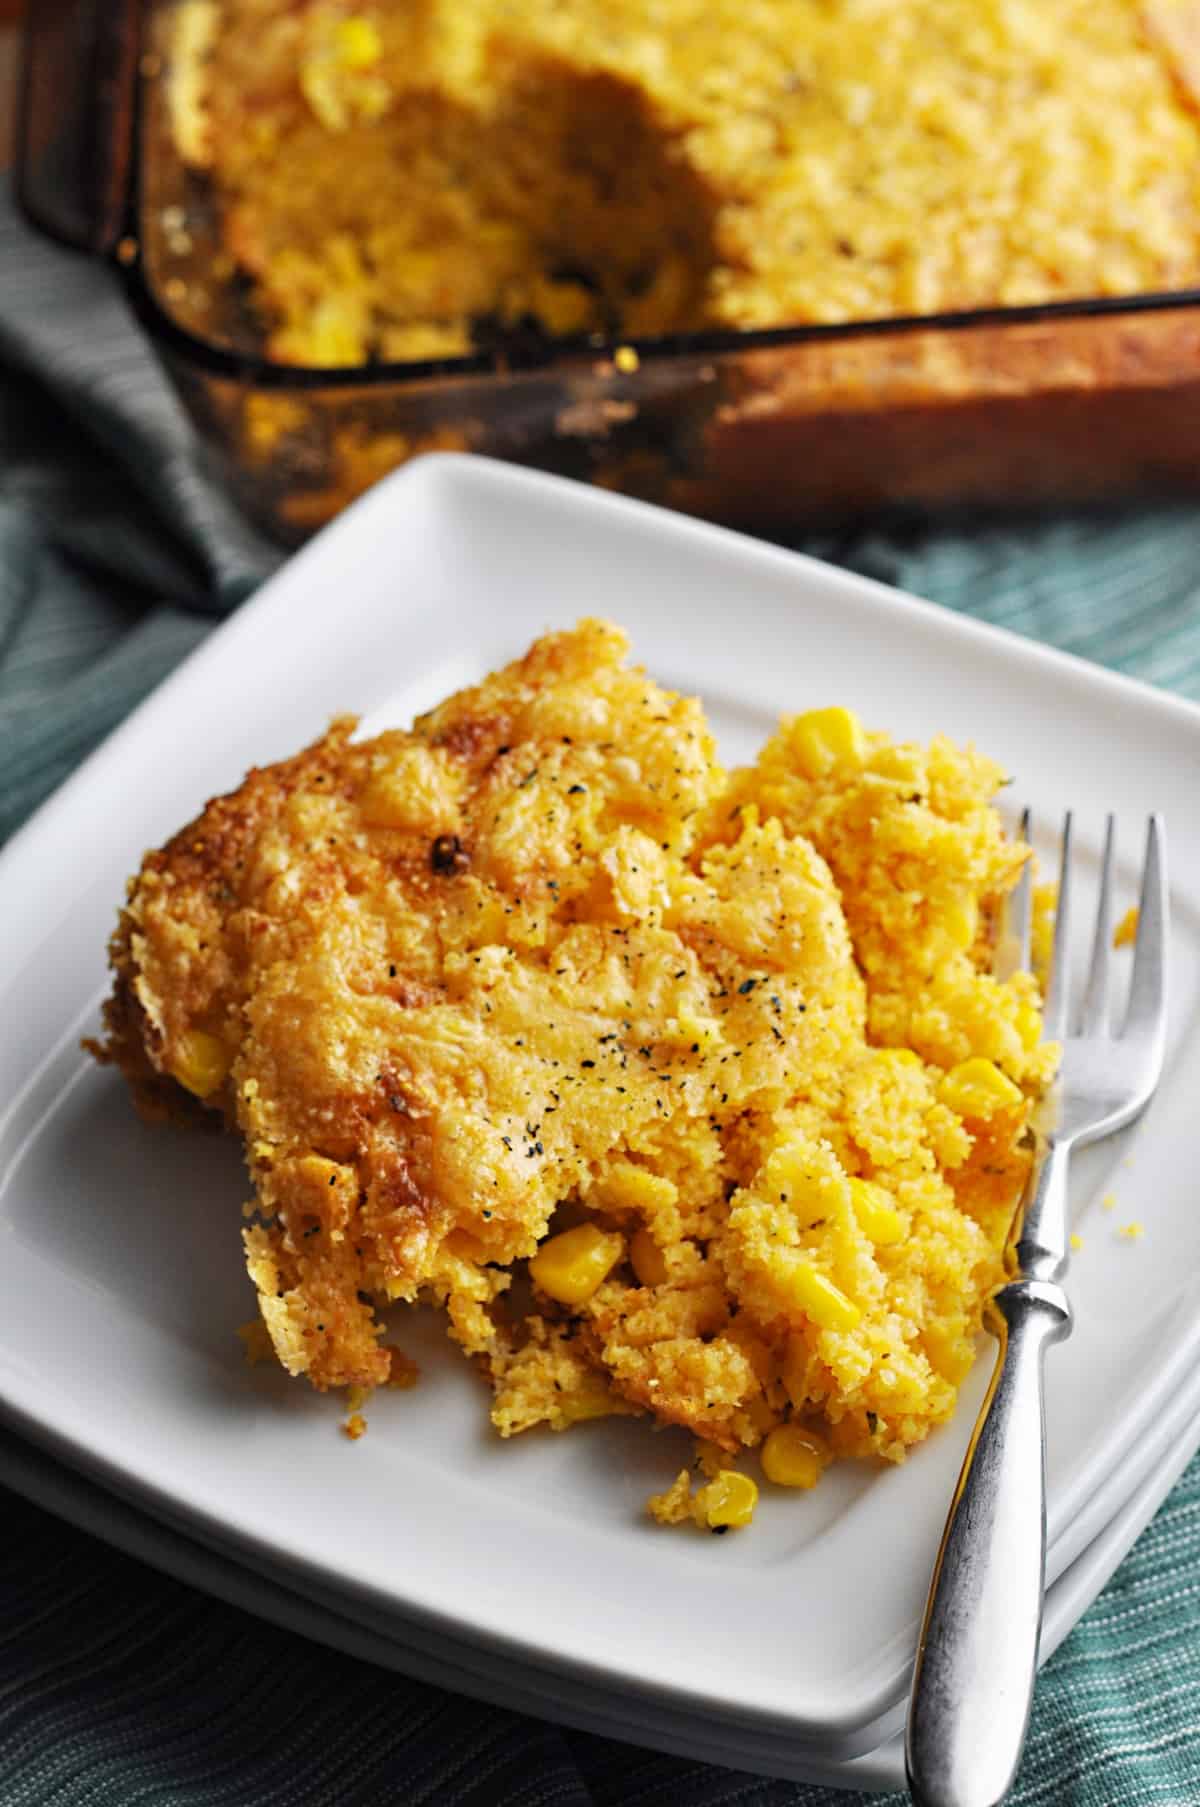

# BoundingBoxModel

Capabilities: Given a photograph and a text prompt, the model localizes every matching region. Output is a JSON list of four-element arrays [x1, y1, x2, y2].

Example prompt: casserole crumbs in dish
[[93, 622, 1054, 1529]]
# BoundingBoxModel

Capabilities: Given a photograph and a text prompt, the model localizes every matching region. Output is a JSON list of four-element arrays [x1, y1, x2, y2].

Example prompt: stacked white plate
[[2, 458, 1199, 1792]]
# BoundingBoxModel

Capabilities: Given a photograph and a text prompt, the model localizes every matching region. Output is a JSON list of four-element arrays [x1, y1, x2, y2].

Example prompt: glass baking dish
[[20, 0, 1200, 547]]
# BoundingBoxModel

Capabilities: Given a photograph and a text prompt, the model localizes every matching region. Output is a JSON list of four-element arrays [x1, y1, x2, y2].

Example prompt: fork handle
[[906, 1278, 1072, 1807]]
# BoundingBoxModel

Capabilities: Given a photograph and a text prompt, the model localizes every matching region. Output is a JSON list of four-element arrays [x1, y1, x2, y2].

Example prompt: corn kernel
[[788, 707, 867, 780], [694, 1469, 758, 1529], [171, 1028, 231, 1098], [613, 345, 640, 373], [878, 1048, 922, 1069], [761, 1423, 831, 1489], [1118, 1221, 1145, 1242], [1069, 1232, 1084, 1252], [938, 1057, 1023, 1121], [921, 1322, 974, 1384], [1032, 883, 1057, 979], [769, 1248, 861, 1331], [1015, 1000, 1043, 1050], [335, 17, 382, 69], [530, 1224, 624, 1306], [1114, 906, 1139, 949], [630, 1226, 669, 1288], [848, 1178, 905, 1247], [943, 894, 979, 951]]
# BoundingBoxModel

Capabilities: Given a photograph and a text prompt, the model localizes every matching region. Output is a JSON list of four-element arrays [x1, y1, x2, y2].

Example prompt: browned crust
[[89, 716, 362, 1124]]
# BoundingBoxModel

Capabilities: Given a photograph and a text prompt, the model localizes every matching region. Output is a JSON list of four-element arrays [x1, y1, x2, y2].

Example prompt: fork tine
[[1042, 812, 1073, 1040], [1079, 815, 1116, 1036], [1123, 815, 1168, 1049], [994, 806, 1033, 981]]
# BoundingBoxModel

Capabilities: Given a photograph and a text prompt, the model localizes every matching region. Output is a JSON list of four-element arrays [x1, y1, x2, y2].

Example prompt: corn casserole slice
[[94, 622, 1055, 1526]]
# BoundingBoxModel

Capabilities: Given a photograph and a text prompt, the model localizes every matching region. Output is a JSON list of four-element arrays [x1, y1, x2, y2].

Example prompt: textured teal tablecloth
[[3, 186, 1200, 1805]]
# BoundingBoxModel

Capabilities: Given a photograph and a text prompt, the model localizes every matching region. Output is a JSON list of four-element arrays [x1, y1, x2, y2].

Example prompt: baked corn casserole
[[94, 622, 1056, 1529], [168, 0, 1200, 365]]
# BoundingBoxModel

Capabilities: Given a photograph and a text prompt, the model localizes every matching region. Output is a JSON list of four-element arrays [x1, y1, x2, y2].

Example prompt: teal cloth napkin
[[3, 185, 1200, 1804]]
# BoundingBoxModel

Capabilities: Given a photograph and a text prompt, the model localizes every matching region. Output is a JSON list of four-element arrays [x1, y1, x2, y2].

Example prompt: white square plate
[[2, 456, 1198, 1756], [3, 1385, 1197, 1794]]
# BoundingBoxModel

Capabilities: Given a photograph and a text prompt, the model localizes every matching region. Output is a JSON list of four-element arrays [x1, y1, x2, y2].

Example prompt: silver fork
[[906, 812, 1169, 1807]]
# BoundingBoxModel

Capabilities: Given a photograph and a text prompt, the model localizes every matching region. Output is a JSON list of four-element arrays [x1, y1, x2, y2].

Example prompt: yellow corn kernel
[[1118, 1221, 1145, 1242], [921, 1322, 975, 1385], [335, 17, 382, 69], [938, 1057, 1023, 1121], [1114, 906, 1139, 949], [943, 894, 979, 952], [630, 1226, 669, 1288], [769, 1248, 861, 1331], [530, 1224, 624, 1307], [788, 707, 867, 780], [1032, 883, 1057, 979], [1069, 1232, 1084, 1252], [878, 1048, 922, 1069], [171, 1029, 231, 1099], [1015, 1000, 1043, 1050], [304, 295, 366, 362], [1101, 1192, 1116, 1212], [847, 1178, 905, 1247], [761, 1423, 831, 1489], [694, 1469, 758, 1529]]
